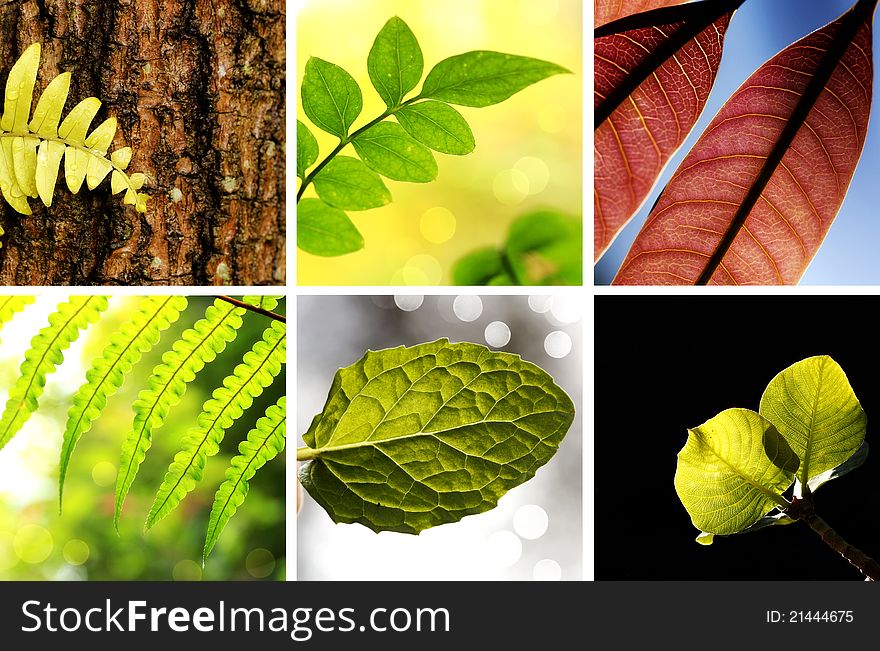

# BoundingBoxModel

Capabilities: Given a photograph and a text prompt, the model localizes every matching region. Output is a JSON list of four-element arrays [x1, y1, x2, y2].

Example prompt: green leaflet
[[146, 320, 286, 530], [0, 43, 148, 217], [313, 156, 391, 210], [453, 211, 583, 285], [0, 296, 35, 341], [59, 296, 188, 510], [203, 396, 286, 562], [421, 51, 570, 107], [0, 296, 109, 452], [297, 119, 319, 179], [352, 122, 438, 182], [759, 356, 866, 495], [675, 408, 799, 536], [297, 198, 364, 256], [301, 57, 362, 138], [395, 101, 475, 155], [452, 248, 512, 285], [368, 16, 424, 109], [298, 338, 574, 534], [114, 296, 277, 528]]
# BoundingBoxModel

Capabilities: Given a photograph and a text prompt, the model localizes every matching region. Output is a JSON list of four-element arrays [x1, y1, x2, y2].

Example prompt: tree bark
[[0, 0, 285, 286]]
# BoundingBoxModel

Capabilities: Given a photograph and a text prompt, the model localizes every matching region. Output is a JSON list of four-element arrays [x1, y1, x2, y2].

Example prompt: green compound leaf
[[505, 211, 583, 285], [59, 296, 188, 510], [395, 101, 475, 155], [759, 355, 866, 495], [420, 51, 570, 107], [301, 57, 363, 139], [204, 396, 286, 562], [0, 296, 35, 340], [313, 156, 391, 210], [298, 338, 574, 534], [114, 296, 275, 529], [452, 247, 512, 285], [675, 408, 798, 536], [368, 16, 424, 109], [297, 119, 319, 179], [0, 296, 108, 452], [352, 122, 438, 182], [146, 320, 286, 531], [297, 197, 364, 256]]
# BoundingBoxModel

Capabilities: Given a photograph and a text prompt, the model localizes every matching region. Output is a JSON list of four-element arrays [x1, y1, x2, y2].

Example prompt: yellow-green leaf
[[0, 139, 31, 214], [111, 170, 128, 194], [85, 117, 117, 154], [12, 135, 39, 197], [57, 97, 101, 143], [29, 71, 71, 138], [1, 43, 40, 133], [36, 140, 66, 207], [110, 146, 132, 169]]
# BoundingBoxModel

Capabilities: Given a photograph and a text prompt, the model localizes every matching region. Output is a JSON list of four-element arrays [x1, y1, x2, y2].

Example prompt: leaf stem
[[297, 446, 319, 461], [296, 96, 423, 202], [213, 296, 286, 323], [786, 494, 880, 581]]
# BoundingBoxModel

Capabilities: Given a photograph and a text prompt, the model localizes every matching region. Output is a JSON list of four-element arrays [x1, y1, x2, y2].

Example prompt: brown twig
[[213, 296, 286, 323]]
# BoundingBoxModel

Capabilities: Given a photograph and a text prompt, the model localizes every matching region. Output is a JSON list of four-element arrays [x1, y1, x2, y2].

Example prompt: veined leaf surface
[[299, 339, 574, 534], [759, 355, 866, 493], [352, 122, 438, 182], [395, 101, 475, 155], [297, 198, 364, 256], [297, 119, 318, 179], [368, 16, 424, 108], [675, 408, 798, 535], [614, 0, 876, 285], [313, 156, 391, 210], [594, 1, 738, 261], [594, 0, 692, 27], [301, 57, 363, 138]]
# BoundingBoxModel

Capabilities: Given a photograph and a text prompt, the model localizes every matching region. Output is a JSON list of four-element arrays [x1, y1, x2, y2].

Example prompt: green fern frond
[[145, 319, 286, 530], [0, 296, 35, 339], [203, 396, 286, 563], [113, 296, 268, 529], [0, 43, 148, 235], [59, 296, 188, 510], [0, 296, 108, 451]]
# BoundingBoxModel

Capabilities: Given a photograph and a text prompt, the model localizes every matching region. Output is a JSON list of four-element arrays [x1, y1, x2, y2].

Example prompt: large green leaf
[[298, 338, 574, 534], [452, 247, 512, 285], [395, 101, 475, 155], [368, 16, 424, 108], [313, 156, 391, 210], [301, 57, 363, 138], [505, 211, 583, 285], [759, 355, 866, 495], [352, 122, 438, 182], [297, 119, 318, 179], [675, 408, 798, 535], [297, 198, 364, 256], [420, 51, 569, 107]]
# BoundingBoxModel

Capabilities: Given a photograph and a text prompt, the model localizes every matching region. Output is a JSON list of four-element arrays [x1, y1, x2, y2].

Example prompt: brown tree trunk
[[0, 0, 285, 286]]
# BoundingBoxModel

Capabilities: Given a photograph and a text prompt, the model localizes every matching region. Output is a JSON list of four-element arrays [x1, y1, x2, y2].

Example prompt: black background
[[595, 295, 880, 580]]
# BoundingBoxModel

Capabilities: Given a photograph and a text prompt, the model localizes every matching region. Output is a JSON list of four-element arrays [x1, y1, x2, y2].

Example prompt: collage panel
[[0, 1, 285, 286], [296, 0, 582, 286], [595, 294, 880, 581], [296, 294, 583, 580], [0, 294, 286, 580]]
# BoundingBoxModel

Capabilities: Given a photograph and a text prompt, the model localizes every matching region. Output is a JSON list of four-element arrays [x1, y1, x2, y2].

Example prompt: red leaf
[[614, 0, 876, 285], [595, 0, 691, 28], [594, 1, 738, 261]]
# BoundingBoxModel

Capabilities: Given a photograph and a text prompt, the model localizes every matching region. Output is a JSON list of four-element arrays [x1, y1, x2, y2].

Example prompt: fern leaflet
[[146, 319, 286, 530], [59, 296, 188, 510], [114, 296, 277, 528], [0, 43, 148, 236], [0, 296, 35, 340], [0, 296, 108, 451], [203, 396, 286, 562]]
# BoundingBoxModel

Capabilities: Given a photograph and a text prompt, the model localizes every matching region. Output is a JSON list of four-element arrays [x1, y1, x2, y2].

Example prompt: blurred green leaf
[[451, 247, 511, 285]]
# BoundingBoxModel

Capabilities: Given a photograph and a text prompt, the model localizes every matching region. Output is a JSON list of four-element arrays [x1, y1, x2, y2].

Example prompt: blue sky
[[594, 0, 880, 285]]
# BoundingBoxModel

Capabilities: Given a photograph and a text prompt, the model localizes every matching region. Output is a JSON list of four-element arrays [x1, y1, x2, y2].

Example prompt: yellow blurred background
[[296, 0, 583, 285]]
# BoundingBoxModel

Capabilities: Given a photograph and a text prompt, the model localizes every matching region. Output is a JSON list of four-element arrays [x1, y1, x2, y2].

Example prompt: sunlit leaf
[[368, 16, 424, 108]]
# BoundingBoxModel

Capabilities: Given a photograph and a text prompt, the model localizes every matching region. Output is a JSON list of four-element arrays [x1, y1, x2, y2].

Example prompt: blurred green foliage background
[[0, 296, 285, 581], [296, 0, 583, 285]]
